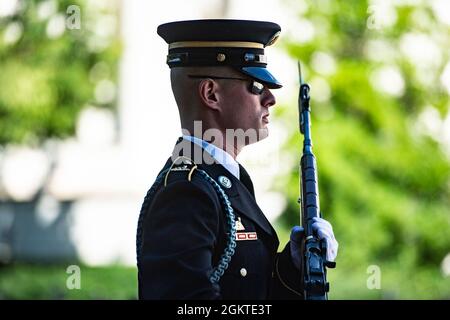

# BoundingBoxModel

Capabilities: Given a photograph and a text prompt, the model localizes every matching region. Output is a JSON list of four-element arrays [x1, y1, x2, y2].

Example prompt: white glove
[[311, 217, 339, 262], [290, 217, 339, 270]]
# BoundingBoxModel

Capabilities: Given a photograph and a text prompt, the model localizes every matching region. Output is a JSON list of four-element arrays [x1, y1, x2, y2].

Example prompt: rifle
[[298, 62, 336, 300]]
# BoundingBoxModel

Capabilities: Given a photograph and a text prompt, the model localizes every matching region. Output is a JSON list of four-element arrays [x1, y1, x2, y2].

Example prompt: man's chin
[[256, 127, 269, 142], [226, 126, 269, 147]]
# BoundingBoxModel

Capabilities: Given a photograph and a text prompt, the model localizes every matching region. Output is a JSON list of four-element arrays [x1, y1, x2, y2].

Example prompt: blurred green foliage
[[0, 264, 136, 299], [0, 0, 120, 145], [274, 0, 450, 298], [1, 0, 449, 300]]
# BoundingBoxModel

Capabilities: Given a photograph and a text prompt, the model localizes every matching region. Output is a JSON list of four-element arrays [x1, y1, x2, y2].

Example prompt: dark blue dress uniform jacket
[[137, 139, 304, 299]]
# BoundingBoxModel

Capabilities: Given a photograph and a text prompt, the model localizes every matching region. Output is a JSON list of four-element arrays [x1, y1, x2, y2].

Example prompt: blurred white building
[[0, 0, 299, 266]]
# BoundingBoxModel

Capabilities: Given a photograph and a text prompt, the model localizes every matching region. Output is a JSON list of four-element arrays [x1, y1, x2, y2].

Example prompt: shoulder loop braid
[[136, 167, 237, 285]]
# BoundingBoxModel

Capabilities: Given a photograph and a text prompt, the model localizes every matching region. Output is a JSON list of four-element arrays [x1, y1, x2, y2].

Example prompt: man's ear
[[198, 79, 222, 111]]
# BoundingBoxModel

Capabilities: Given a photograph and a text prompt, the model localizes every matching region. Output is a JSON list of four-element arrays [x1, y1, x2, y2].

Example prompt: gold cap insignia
[[216, 53, 226, 62]]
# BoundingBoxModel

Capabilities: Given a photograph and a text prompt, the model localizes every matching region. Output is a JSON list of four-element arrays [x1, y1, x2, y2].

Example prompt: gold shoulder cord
[[164, 156, 197, 187], [275, 256, 303, 297]]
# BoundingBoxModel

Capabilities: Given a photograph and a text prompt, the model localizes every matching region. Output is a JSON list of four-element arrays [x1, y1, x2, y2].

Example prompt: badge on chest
[[235, 217, 258, 241]]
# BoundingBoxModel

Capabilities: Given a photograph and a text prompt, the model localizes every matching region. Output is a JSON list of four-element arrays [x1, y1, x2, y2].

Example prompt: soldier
[[136, 19, 338, 299]]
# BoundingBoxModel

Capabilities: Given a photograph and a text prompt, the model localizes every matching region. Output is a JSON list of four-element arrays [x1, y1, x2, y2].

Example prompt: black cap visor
[[241, 67, 282, 89]]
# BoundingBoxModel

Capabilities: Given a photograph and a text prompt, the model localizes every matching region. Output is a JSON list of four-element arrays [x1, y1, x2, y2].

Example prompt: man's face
[[219, 75, 276, 145]]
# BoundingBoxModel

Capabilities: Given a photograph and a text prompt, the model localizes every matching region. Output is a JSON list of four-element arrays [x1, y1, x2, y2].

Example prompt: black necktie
[[238, 164, 255, 197]]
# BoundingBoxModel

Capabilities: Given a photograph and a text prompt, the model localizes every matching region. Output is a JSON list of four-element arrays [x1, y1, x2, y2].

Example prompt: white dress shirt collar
[[182, 135, 240, 179]]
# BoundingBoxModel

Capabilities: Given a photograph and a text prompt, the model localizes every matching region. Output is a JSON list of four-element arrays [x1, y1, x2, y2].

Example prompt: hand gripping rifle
[[298, 62, 336, 300]]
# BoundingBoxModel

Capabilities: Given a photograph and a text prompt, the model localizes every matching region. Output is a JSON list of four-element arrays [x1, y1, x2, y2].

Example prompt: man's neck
[[221, 138, 241, 160], [182, 127, 242, 160]]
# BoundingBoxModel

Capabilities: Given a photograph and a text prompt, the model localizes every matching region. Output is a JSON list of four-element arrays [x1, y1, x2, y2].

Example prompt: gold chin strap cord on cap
[[164, 156, 197, 187]]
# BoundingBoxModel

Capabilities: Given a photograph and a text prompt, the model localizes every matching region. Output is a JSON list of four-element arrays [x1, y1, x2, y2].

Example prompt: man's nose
[[262, 88, 276, 108]]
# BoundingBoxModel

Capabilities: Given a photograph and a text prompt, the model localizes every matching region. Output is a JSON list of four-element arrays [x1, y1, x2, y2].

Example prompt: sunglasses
[[187, 75, 266, 95]]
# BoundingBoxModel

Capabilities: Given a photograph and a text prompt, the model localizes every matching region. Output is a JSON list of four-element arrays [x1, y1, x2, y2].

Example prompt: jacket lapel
[[238, 163, 255, 197], [202, 163, 276, 238]]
